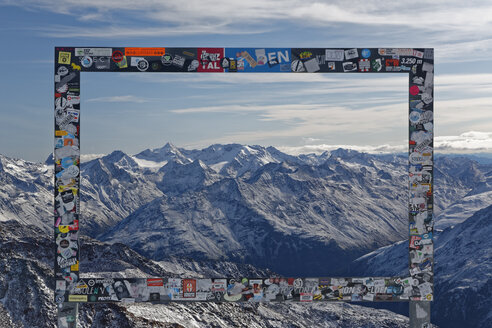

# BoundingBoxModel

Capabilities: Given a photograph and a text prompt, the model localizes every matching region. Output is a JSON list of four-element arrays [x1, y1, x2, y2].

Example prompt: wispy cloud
[[278, 131, 492, 155], [278, 144, 406, 155], [4, 0, 492, 62], [86, 95, 152, 103], [435, 131, 492, 153]]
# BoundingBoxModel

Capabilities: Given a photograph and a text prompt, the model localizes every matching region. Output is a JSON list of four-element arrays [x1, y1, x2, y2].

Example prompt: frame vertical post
[[54, 47, 81, 327]]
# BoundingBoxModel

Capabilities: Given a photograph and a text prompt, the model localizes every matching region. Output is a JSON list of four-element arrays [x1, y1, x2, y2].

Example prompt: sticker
[[116, 56, 128, 69], [344, 48, 358, 60], [58, 52, 71, 65], [58, 66, 69, 76], [226, 48, 291, 72], [422, 62, 434, 73], [241, 50, 257, 68], [188, 59, 199, 72], [125, 47, 166, 56], [409, 111, 421, 124], [358, 59, 370, 72], [410, 152, 425, 165], [424, 49, 434, 60], [198, 48, 224, 72], [291, 59, 305, 72], [325, 49, 344, 61], [161, 53, 173, 66], [371, 59, 382, 72], [255, 49, 267, 65], [342, 61, 357, 72], [112, 50, 124, 63], [361, 49, 371, 58], [410, 85, 420, 96], [75, 48, 112, 57], [221, 57, 230, 69], [93, 57, 110, 70], [80, 56, 93, 68], [172, 54, 186, 68], [183, 279, 197, 298], [303, 58, 320, 72], [327, 62, 336, 70], [137, 58, 149, 71], [147, 278, 164, 287], [68, 295, 87, 302]]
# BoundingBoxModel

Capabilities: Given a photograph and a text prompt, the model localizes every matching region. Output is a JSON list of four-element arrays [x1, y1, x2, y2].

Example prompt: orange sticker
[[55, 130, 68, 136], [125, 47, 165, 56], [71, 261, 79, 271]]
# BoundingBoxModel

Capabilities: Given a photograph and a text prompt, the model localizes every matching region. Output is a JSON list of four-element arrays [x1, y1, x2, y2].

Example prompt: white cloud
[[4, 0, 492, 62], [278, 143, 406, 155], [435, 131, 492, 152], [86, 95, 152, 103]]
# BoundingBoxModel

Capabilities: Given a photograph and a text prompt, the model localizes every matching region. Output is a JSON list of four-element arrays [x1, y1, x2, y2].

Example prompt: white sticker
[[75, 48, 112, 57], [409, 111, 421, 124], [303, 58, 320, 72], [325, 49, 344, 61], [255, 49, 267, 65], [344, 48, 358, 60]]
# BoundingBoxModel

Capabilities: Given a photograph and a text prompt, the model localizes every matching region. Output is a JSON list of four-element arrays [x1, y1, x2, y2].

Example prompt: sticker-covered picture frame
[[54, 47, 434, 328]]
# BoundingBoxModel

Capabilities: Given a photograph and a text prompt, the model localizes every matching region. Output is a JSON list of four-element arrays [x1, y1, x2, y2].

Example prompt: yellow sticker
[[71, 261, 79, 271], [68, 295, 87, 302], [71, 63, 81, 71], [58, 51, 72, 65], [55, 130, 68, 136], [58, 225, 69, 233]]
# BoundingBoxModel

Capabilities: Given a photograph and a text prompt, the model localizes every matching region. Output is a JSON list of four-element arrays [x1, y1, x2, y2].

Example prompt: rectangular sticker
[[74, 48, 112, 57], [125, 47, 166, 56], [224, 48, 291, 72], [182, 279, 197, 298], [147, 278, 164, 287], [198, 48, 224, 72], [325, 49, 344, 61], [68, 295, 87, 302], [58, 52, 71, 65]]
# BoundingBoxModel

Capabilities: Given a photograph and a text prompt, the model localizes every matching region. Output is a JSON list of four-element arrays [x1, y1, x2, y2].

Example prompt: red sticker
[[197, 48, 224, 72], [112, 50, 124, 63], [410, 85, 420, 95], [182, 279, 196, 298], [147, 278, 164, 287]]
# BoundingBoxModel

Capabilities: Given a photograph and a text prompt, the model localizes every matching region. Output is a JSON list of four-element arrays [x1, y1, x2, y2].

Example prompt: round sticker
[[361, 49, 371, 58], [137, 58, 149, 71], [151, 62, 161, 71], [112, 50, 123, 63], [409, 111, 421, 124], [409, 85, 420, 95], [291, 59, 305, 72], [80, 56, 93, 68], [161, 54, 172, 66], [60, 239, 70, 248], [57, 66, 69, 76]]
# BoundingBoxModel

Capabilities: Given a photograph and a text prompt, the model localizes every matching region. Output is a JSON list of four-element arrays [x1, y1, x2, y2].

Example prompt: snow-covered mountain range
[[0, 220, 413, 328], [1, 144, 491, 327], [351, 203, 492, 328]]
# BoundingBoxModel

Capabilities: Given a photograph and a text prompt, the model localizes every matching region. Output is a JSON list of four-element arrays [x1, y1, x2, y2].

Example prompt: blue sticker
[[361, 49, 371, 59], [224, 48, 291, 72], [61, 157, 75, 168]]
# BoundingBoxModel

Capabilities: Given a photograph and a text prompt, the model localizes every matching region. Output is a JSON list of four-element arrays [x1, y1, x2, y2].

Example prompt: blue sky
[[1, 0, 492, 161]]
